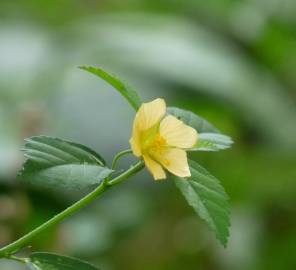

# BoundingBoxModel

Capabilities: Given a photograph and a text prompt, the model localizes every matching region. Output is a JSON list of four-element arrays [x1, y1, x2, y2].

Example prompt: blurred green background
[[1, 0, 296, 269]]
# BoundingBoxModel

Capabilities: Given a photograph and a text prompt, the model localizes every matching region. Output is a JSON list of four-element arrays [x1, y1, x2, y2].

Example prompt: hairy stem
[[0, 161, 144, 258]]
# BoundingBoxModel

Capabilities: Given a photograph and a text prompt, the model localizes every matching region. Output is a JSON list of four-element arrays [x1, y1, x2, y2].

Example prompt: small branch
[[109, 161, 144, 186], [0, 161, 144, 258], [111, 149, 133, 170]]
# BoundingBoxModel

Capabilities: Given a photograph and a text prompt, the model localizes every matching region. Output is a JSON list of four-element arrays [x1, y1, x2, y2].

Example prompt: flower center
[[152, 134, 167, 149], [142, 131, 167, 152]]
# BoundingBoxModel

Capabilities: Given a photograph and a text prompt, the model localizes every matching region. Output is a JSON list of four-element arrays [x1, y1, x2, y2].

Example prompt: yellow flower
[[129, 98, 198, 180]]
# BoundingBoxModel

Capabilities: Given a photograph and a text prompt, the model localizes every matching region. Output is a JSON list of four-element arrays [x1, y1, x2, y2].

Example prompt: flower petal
[[129, 121, 142, 157], [152, 148, 191, 178], [130, 98, 166, 156], [160, 115, 198, 149], [143, 154, 166, 180], [136, 98, 166, 131]]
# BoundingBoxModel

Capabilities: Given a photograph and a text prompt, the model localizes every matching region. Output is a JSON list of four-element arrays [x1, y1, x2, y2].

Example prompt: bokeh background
[[1, 1, 296, 269]]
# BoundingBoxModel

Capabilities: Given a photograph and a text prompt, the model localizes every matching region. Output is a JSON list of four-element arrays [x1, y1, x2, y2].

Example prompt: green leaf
[[79, 65, 142, 111], [167, 107, 233, 152], [173, 160, 230, 246], [191, 133, 233, 152], [167, 107, 220, 133], [19, 136, 112, 190], [27, 252, 100, 270]]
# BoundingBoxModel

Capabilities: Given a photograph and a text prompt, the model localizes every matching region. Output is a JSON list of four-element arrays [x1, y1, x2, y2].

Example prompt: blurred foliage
[[0, 0, 296, 269]]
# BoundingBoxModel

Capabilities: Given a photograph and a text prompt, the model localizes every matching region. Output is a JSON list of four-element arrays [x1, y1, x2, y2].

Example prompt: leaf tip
[[78, 65, 89, 70]]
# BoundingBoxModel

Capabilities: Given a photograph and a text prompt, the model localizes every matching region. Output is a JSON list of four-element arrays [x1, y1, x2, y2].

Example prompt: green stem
[[111, 149, 133, 170], [0, 161, 144, 258], [6, 255, 27, 264], [109, 160, 144, 186]]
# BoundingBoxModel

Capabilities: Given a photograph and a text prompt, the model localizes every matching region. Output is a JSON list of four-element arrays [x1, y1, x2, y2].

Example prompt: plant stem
[[111, 149, 133, 170], [109, 160, 144, 186], [6, 255, 27, 264], [0, 161, 144, 258]]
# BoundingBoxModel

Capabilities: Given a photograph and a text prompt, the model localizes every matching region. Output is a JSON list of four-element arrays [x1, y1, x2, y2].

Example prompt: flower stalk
[[111, 149, 133, 170]]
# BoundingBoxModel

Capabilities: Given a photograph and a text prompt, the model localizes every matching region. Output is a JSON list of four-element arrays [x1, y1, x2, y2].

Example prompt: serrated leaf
[[27, 252, 99, 270], [173, 160, 230, 246], [167, 107, 220, 133], [191, 133, 233, 152], [79, 65, 142, 111], [19, 136, 112, 190]]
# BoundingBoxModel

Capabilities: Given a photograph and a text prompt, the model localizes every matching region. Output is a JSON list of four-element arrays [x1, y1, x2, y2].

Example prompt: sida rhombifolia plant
[[0, 66, 233, 269]]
